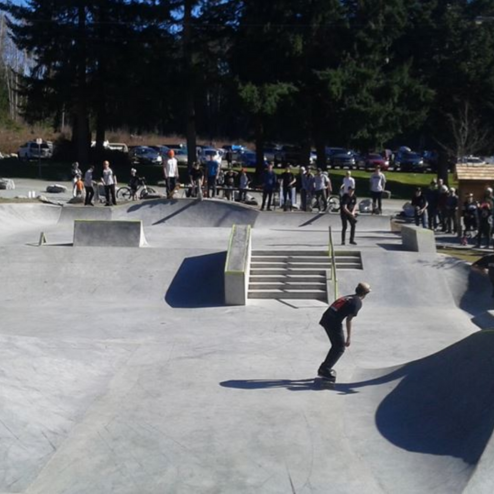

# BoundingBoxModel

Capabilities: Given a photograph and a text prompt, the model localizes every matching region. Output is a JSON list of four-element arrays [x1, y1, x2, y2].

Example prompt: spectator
[[128, 168, 140, 200], [225, 149, 233, 168], [314, 168, 330, 212], [261, 163, 277, 211], [71, 162, 82, 197], [189, 162, 204, 200], [206, 154, 220, 198], [341, 170, 355, 196], [462, 193, 478, 238], [224, 168, 237, 201], [411, 187, 427, 228], [238, 168, 250, 202], [84, 165, 95, 206], [437, 179, 449, 231], [301, 167, 315, 211], [340, 187, 358, 245], [445, 187, 459, 234], [102, 160, 117, 206], [164, 150, 179, 198], [279, 164, 296, 211], [75, 176, 84, 198], [425, 179, 439, 230], [477, 193, 492, 248], [369, 166, 386, 214]]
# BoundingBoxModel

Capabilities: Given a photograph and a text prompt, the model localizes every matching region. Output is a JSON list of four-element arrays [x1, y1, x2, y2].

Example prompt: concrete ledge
[[73, 220, 147, 247], [224, 224, 251, 305], [401, 225, 436, 253]]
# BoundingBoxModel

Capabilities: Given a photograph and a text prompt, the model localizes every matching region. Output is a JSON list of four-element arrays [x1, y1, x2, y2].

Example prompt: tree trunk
[[315, 135, 327, 170], [437, 151, 449, 185], [255, 114, 265, 178], [94, 4, 107, 164], [73, 3, 89, 166], [184, 0, 197, 172]]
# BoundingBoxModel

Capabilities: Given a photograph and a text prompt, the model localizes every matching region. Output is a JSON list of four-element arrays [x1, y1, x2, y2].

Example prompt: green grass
[[327, 170, 457, 200]]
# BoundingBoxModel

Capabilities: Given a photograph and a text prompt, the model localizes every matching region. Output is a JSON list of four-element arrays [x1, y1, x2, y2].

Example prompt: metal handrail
[[328, 226, 338, 301]]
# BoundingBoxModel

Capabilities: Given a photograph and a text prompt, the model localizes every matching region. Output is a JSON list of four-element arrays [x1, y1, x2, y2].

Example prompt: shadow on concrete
[[165, 251, 226, 308], [344, 333, 494, 465], [376, 243, 404, 251], [152, 200, 198, 225], [220, 378, 322, 392]]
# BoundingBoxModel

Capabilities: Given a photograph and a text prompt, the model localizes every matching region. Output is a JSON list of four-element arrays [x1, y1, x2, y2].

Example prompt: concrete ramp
[[0, 203, 60, 228], [59, 205, 112, 224], [73, 220, 147, 247], [118, 199, 259, 228], [343, 331, 494, 494]]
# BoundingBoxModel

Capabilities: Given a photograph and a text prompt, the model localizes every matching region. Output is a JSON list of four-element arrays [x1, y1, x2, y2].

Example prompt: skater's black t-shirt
[[340, 194, 357, 214], [190, 168, 203, 181], [281, 172, 295, 189], [319, 295, 362, 327]]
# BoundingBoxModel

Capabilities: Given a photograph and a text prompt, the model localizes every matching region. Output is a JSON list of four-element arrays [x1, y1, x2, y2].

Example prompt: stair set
[[248, 249, 362, 301]]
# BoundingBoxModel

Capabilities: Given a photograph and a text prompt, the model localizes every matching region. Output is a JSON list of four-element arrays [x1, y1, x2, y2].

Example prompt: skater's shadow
[[220, 378, 331, 392]]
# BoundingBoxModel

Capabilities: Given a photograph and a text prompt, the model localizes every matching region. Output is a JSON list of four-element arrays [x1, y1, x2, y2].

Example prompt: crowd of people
[[411, 179, 494, 248], [71, 161, 118, 207]]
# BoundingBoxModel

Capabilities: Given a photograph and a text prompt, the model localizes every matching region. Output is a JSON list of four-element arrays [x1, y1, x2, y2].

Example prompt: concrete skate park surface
[[0, 198, 493, 494]]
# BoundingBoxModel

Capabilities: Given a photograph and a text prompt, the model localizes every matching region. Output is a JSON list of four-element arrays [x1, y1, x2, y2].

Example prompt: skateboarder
[[317, 282, 371, 382]]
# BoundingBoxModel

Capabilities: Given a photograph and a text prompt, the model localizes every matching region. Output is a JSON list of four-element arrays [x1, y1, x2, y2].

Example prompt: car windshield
[[369, 154, 382, 159], [404, 153, 420, 159]]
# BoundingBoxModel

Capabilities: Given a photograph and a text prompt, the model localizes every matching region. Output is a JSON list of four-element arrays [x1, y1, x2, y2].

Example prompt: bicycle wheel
[[139, 186, 157, 199], [117, 187, 132, 200], [327, 195, 341, 213]]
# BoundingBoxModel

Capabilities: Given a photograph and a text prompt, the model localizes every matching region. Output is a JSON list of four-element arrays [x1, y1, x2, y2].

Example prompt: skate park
[[0, 198, 493, 494]]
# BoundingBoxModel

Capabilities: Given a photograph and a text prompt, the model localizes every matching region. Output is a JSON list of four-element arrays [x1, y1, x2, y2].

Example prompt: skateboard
[[316, 370, 337, 389]]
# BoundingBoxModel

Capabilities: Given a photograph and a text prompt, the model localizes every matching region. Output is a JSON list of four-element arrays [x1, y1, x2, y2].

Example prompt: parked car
[[130, 146, 163, 165], [199, 148, 223, 165], [18, 141, 53, 160], [90, 141, 128, 153], [166, 143, 186, 150], [174, 148, 189, 165], [330, 150, 359, 169], [363, 153, 389, 171], [459, 155, 484, 164], [395, 151, 426, 172], [237, 151, 268, 168]]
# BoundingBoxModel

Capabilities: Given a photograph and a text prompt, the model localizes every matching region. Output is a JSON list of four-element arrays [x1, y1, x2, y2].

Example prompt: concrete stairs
[[334, 251, 363, 270], [249, 250, 330, 300], [248, 249, 363, 300]]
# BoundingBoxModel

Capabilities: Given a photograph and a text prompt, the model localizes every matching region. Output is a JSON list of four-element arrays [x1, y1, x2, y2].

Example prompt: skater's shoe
[[317, 367, 337, 381], [350, 240, 357, 245]]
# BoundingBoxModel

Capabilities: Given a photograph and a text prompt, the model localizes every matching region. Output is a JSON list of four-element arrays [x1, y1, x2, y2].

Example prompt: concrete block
[[73, 220, 147, 247], [401, 224, 436, 253], [225, 224, 251, 305]]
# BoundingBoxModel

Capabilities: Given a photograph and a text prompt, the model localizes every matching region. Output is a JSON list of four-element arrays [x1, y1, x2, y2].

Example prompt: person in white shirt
[[164, 150, 179, 198], [341, 170, 355, 196], [369, 166, 386, 214], [102, 160, 117, 206], [314, 169, 332, 211]]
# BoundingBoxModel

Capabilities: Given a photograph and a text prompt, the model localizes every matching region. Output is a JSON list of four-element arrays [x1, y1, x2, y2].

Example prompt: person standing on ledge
[[317, 283, 371, 382], [340, 187, 358, 245]]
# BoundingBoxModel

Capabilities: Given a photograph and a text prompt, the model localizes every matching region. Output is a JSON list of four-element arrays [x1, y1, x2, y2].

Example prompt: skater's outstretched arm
[[345, 316, 353, 347]]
